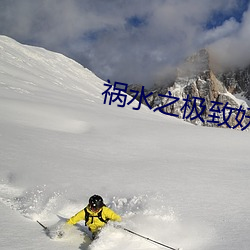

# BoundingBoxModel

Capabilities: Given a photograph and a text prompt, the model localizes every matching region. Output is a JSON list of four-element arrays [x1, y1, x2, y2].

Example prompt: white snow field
[[0, 35, 249, 250]]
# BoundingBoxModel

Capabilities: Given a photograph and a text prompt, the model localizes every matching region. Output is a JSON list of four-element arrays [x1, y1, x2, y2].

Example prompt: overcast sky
[[0, 0, 249, 86]]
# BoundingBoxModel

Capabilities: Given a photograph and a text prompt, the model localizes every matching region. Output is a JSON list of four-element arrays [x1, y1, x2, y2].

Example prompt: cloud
[[0, 0, 249, 86], [200, 18, 240, 45], [209, 3, 250, 69]]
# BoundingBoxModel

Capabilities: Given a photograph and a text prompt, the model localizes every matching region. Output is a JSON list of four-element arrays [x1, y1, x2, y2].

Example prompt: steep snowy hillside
[[0, 36, 250, 250]]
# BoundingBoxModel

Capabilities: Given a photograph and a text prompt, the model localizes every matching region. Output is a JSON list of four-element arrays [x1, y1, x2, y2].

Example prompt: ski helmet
[[89, 195, 104, 210]]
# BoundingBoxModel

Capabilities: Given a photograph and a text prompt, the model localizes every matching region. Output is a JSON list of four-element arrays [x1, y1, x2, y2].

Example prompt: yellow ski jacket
[[67, 206, 121, 233]]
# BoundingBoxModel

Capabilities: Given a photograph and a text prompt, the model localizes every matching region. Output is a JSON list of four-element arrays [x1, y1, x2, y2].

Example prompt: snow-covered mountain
[[129, 49, 250, 129], [0, 36, 250, 250], [217, 65, 250, 100]]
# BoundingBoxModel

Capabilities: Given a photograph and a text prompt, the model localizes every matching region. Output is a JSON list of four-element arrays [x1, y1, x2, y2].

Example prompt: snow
[[0, 35, 250, 250], [234, 93, 250, 107], [223, 91, 249, 109]]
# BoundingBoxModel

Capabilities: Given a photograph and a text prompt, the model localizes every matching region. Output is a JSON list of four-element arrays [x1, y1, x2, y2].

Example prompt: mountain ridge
[[127, 48, 250, 130]]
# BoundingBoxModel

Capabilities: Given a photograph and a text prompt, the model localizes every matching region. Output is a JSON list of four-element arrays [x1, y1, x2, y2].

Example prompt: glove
[[55, 223, 71, 238], [56, 230, 64, 238]]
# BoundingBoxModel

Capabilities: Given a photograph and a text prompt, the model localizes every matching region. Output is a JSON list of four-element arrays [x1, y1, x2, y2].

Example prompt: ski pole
[[37, 220, 48, 231], [122, 227, 180, 250]]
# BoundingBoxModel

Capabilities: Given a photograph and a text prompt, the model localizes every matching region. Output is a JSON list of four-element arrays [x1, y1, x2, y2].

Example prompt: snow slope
[[0, 35, 250, 250]]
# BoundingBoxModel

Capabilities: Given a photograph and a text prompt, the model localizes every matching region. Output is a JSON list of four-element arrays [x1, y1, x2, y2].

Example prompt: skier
[[66, 194, 121, 239]]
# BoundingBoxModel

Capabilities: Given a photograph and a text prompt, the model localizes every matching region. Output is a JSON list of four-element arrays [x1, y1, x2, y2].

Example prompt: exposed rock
[[217, 66, 250, 99], [127, 49, 250, 130]]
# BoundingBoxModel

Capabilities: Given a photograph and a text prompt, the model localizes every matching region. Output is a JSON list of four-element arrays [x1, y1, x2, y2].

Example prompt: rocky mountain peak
[[217, 66, 250, 100], [177, 48, 210, 78], [175, 48, 226, 102], [127, 48, 250, 130]]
